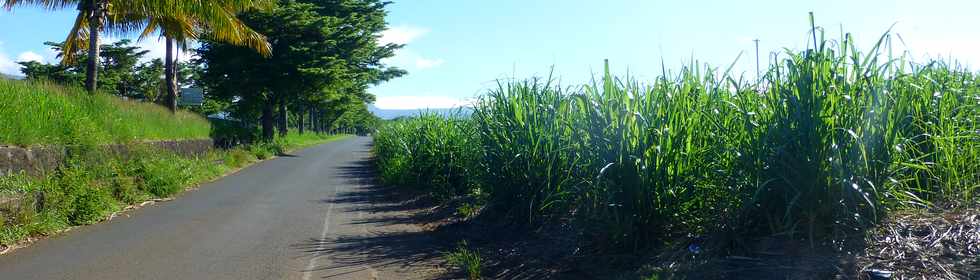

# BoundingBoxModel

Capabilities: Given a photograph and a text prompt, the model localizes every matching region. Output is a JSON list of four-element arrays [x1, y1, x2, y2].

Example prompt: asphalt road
[[0, 137, 441, 280]]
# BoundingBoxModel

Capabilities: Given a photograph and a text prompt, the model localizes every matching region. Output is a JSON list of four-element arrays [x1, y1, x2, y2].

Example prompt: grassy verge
[[0, 132, 347, 248], [0, 79, 211, 146], [372, 19, 980, 261]]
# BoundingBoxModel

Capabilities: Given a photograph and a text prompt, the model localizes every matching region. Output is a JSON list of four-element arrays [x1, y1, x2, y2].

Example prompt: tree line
[[6, 0, 402, 140]]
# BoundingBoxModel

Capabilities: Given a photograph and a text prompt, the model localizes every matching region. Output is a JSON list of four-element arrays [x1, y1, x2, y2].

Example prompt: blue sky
[[2, 0, 978, 109]]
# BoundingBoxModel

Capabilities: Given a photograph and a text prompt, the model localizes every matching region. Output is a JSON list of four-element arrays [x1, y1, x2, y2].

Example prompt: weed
[[456, 202, 482, 219], [445, 241, 483, 280]]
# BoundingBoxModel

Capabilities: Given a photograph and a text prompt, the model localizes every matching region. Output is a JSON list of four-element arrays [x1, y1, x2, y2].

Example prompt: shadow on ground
[[291, 154, 454, 279], [287, 141, 975, 280], [289, 142, 882, 279], [290, 153, 580, 279]]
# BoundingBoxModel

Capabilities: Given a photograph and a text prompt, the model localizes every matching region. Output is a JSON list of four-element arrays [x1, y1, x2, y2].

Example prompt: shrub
[[131, 157, 190, 197], [222, 149, 256, 169], [249, 144, 276, 160], [68, 186, 116, 225]]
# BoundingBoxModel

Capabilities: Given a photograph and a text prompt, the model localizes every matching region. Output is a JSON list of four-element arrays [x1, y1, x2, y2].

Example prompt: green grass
[[273, 132, 349, 150], [373, 19, 980, 253], [0, 79, 210, 146], [247, 133, 350, 160]]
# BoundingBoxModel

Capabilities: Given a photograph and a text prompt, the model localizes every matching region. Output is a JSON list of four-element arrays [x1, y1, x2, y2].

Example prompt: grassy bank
[[0, 132, 346, 248], [372, 23, 980, 259], [0, 79, 210, 146]]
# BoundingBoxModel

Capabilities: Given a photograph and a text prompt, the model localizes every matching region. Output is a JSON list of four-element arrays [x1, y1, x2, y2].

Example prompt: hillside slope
[[0, 80, 210, 146]]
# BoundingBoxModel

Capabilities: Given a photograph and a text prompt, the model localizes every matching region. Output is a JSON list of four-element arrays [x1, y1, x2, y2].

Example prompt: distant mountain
[[368, 104, 472, 120], [0, 73, 24, 80]]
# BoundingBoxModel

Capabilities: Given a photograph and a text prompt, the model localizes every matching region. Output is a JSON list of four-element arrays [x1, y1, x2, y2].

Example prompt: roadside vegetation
[[373, 18, 980, 278], [0, 132, 345, 248]]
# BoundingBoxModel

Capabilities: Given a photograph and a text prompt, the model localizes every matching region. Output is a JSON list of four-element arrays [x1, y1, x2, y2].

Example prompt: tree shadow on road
[[289, 141, 890, 280], [292, 157, 455, 279], [292, 152, 579, 279]]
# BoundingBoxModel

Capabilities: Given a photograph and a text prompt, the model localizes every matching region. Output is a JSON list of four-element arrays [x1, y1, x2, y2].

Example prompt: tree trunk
[[321, 110, 328, 133], [165, 38, 178, 112], [261, 95, 276, 141], [298, 108, 305, 134], [310, 108, 318, 133], [277, 100, 288, 137], [321, 110, 327, 133], [314, 108, 322, 133], [84, 3, 105, 94]]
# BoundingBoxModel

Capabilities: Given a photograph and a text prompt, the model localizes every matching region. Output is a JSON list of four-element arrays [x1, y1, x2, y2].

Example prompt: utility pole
[[753, 38, 761, 85]]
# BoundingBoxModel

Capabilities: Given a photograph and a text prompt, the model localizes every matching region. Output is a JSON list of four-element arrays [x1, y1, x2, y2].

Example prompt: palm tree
[[3, 0, 156, 93], [137, 0, 272, 112], [3, 0, 270, 98]]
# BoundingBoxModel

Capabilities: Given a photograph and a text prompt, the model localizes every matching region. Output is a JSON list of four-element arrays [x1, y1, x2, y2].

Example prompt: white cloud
[[105, 36, 193, 63], [16, 51, 44, 63], [0, 40, 61, 76], [383, 49, 445, 70], [0, 41, 24, 76], [374, 95, 473, 110], [379, 25, 429, 45], [0, 54, 19, 76], [135, 37, 168, 61], [377, 25, 445, 70], [0, 36, 197, 76], [415, 57, 444, 69]]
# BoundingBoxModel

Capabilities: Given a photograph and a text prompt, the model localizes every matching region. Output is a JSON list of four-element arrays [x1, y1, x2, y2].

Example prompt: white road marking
[[302, 186, 337, 280]]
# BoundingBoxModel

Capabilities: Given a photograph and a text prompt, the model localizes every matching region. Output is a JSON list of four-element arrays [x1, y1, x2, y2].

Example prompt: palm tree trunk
[[84, 3, 105, 94], [165, 38, 178, 112]]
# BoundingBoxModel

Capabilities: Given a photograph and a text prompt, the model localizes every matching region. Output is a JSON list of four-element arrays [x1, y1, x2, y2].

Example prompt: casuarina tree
[[197, 0, 404, 140]]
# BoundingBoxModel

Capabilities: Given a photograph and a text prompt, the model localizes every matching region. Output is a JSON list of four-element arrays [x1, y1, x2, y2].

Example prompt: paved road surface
[[0, 137, 442, 280]]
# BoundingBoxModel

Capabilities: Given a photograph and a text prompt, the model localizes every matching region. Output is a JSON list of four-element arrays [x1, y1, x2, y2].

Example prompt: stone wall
[[0, 146, 66, 177], [146, 139, 214, 158], [0, 139, 214, 224], [0, 139, 214, 177]]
